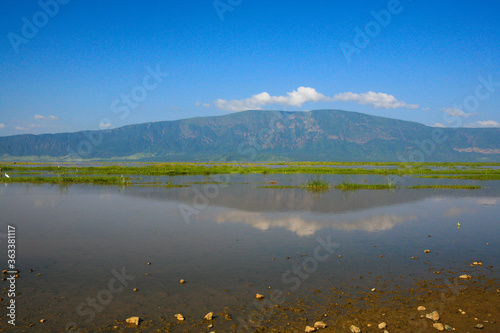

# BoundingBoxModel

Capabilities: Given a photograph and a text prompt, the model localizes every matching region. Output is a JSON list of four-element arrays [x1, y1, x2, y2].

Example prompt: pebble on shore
[[350, 324, 361, 333], [126, 317, 140, 325], [204, 312, 214, 320], [424, 250, 431, 253], [305, 326, 316, 332], [175, 313, 184, 321], [314, 321, 327, 328], [433, 322, 444, 331], [256, 294, 264, 299], [426, 311, 440, 322], [180, 279, 185, 284], [417, 306, 426, 311], [378, 322, 387, 329], [459, 274, 472, 279]]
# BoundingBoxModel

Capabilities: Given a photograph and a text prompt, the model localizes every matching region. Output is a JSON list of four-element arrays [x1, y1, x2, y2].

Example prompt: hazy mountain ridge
[[0, 110, 499, 162]]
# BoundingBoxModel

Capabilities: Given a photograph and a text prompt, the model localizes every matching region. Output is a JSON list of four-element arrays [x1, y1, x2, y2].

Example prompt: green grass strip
[[406, 185, 482, 189]]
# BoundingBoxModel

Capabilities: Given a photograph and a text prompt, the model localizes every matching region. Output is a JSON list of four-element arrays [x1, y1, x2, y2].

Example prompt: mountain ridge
[[1, 109, 499, 162]]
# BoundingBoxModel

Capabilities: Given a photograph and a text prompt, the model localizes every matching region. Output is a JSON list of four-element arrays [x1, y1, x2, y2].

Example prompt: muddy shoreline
[[2, 272, 497, 332]]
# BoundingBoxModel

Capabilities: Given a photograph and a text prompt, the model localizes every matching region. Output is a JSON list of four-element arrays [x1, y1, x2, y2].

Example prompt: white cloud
[[0, 123, 5, 129], [465, 120, 499, 128], [422, 107, 430, 111], [15, 124, 42, 131], [441, 107, 476, 118], [34, 114, 58, 120], [99, 122, 113, 129], [433, 123, 446, 128], [477, 120, 499, 127], [332, 91, 419, 109], [195, 102, 211, 108], [214, 87, 330, 112], [212, 87, 419, 111]]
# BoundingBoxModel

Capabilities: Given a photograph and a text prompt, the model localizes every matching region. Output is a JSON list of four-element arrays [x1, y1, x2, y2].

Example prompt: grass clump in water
[[302, 177, 330, 192], [257, 185, 300, 189]]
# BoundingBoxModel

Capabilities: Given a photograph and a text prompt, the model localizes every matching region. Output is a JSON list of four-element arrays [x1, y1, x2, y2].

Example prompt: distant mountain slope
[[0, 110, 499, 162]]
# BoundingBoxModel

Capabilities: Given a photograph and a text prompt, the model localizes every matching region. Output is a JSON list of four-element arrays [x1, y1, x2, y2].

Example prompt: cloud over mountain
[[212, 87, 418, 111]]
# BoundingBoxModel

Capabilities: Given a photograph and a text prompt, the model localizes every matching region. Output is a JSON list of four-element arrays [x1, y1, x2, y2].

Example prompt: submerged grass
[[416, 174, 500, 180], [334, 182, 399, 191], [406, 185, 482, 190], [0, 175, 131, 185], [257, 185, 300, 189]]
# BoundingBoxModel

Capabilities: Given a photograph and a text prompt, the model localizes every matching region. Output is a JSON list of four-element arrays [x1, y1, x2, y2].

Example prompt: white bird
[[5, 173, 9, 178]]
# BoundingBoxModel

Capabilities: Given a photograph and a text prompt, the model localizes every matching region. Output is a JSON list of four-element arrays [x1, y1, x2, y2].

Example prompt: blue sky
[[1, 0, 499, 136]]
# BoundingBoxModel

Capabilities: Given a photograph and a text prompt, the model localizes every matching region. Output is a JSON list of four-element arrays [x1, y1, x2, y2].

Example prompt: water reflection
[[0, 178, 498, 331], [214, 211, 417, 236]]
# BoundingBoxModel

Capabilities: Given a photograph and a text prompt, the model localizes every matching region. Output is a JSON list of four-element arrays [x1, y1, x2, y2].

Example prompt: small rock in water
[[204, 312, 214, 320], [133, 288, 138, 292], [147, 262, 151, 265], [180, 279, 185, 284], [417, 306, 427, 311], [350, 325, 361, 333], [305, 326, 316, 332], [424, 250, 431, 253], [371, 288, 376, 292], [314, 321, 327, 328], [175, 314, 184, 321], [378, 322, 387, 329], [444, 325, 454, 331], [256, 294, 264, 299], [126, 317, 140, 325], [426, 311, 440, 322], [459, 274, 472, 279], [40, 319, 46, 323], [433, 323, 445, 331], [475, 324, 484, 329]]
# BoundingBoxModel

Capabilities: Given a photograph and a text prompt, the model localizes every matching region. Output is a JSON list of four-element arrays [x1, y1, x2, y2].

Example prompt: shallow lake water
[[0, 174, 498, 331]]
